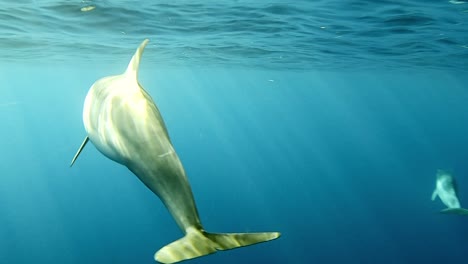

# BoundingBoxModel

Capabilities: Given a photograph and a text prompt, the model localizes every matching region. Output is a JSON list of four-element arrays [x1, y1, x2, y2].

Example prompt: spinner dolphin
[[432, 170, 468, 215], [71, 39, 280, 263]]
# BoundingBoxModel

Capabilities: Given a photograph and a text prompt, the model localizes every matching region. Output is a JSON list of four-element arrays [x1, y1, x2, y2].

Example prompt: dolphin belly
[[438, 191, 461, 209], [83, 68, 202, 230]]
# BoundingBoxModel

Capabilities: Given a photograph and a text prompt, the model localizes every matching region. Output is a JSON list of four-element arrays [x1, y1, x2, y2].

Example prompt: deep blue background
[[1, 0, 468, 263], [1, 65, 467, 263]]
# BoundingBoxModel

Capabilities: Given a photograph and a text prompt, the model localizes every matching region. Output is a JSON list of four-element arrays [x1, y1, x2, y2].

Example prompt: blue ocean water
[[1, 1, 468, 264]]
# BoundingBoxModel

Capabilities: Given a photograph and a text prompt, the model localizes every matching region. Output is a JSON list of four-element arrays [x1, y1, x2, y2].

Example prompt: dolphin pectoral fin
[[431, 189, 438, 201], [155, 228, 280, 264], [70, 136, 89, 167], [440, 208, 468, 215]]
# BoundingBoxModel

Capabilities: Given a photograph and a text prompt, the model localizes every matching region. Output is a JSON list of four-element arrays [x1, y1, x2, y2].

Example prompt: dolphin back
[[155, 227, 280, 263]]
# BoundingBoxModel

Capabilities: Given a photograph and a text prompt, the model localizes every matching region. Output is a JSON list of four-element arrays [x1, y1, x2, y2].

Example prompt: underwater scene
[[1, 1, 468, 263]]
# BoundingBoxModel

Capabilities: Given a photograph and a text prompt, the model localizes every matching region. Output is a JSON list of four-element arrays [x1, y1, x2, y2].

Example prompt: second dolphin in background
[[432, 170, 468, 215]]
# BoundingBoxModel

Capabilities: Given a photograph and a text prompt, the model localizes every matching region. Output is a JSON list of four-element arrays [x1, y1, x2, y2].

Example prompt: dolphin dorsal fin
[[124, 39, 149, 80]]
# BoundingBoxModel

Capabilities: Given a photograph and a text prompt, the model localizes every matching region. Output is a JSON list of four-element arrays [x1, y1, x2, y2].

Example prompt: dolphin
[[431, 170, 468, 215], [70, 39, 280, 263]]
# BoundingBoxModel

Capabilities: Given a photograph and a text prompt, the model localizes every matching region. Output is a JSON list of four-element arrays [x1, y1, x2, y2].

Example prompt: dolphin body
[[431, 170, 468, 215], [70, 39, 280, 263]]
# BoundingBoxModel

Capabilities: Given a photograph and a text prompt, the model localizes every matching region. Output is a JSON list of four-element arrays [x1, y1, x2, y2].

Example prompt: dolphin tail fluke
[[440, 207, 468, 215], [154, 227, 280, 264], [125, 39, 149, 79]]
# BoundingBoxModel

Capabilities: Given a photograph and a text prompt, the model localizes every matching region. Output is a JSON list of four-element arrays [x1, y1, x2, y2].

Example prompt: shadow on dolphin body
[[70, 39, 280, 263]]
